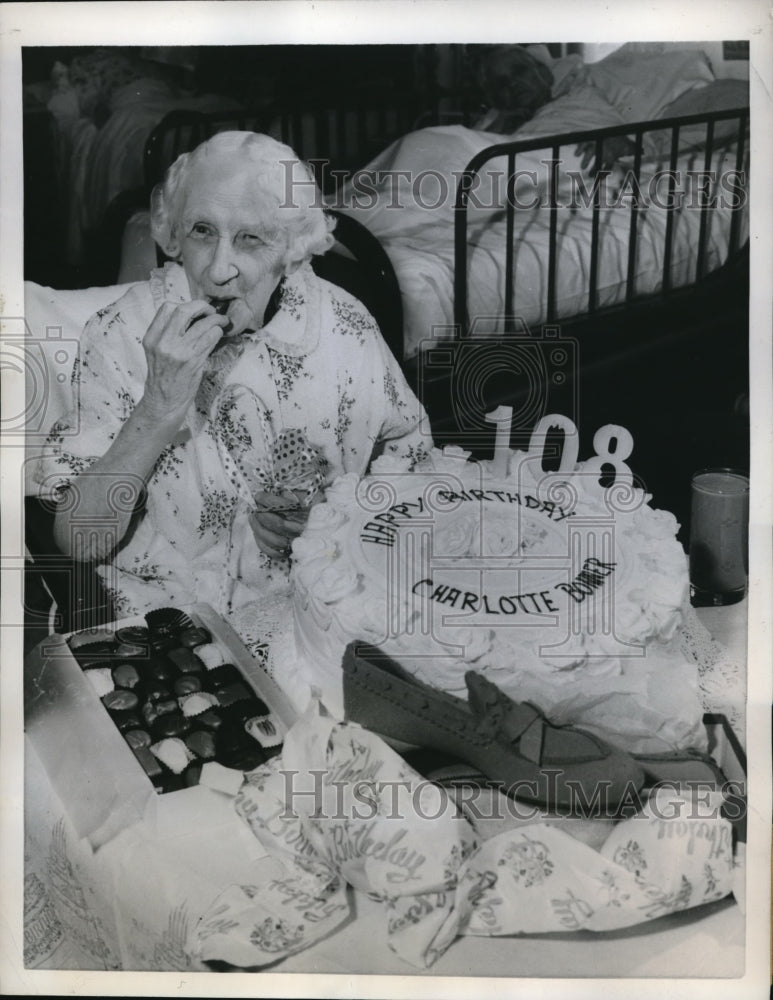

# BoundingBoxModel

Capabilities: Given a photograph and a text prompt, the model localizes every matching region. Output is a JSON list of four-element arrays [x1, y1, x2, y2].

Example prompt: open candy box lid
[[24, 603, 298, 848]]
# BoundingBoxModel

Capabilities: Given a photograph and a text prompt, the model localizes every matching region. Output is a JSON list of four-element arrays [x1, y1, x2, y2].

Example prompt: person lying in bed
[[36, 131, 430, 656], [473, 44, 554, 134]]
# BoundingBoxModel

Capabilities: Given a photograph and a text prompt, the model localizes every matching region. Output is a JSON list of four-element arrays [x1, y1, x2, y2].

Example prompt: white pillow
[[23, 280, 137, 494], [644, 78, 749, 160], [587, 46, 715, 122]]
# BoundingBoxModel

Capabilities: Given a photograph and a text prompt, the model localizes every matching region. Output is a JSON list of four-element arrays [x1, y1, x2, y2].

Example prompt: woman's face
[[178, 157, 287, 335]]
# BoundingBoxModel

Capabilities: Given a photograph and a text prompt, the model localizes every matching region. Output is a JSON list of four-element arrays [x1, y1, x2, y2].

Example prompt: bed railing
[[453, 106, 749, 337], [143, 95, 427, 196]]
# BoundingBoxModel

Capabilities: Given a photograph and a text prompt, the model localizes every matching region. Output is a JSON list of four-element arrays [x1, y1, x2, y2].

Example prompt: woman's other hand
[[575, 135, 636, 174], [142, 300, 230, 424], [248, 497, 309, 560]]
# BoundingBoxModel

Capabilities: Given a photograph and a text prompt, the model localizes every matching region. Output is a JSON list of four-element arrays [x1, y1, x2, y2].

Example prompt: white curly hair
[[149, 131, 336, 270]]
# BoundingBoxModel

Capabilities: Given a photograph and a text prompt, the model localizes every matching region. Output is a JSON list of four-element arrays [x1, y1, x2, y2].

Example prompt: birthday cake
[[290, 423, 706, 755]]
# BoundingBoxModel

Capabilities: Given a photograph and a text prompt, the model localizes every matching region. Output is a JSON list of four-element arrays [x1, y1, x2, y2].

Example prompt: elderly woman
[[37, 131, 430, 655], [473, 45, 554, 134]]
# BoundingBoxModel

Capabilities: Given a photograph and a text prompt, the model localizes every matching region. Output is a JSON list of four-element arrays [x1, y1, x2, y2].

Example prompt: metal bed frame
[[453, 106, 749, 336], [142, 97, 429, 196]]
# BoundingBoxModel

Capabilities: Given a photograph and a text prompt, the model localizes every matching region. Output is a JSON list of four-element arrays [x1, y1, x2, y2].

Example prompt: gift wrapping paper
[[192, 701, 736, 969]]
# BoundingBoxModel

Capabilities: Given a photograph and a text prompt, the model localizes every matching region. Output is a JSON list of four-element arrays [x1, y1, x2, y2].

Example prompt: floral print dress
[[36, 262, 431, 657]]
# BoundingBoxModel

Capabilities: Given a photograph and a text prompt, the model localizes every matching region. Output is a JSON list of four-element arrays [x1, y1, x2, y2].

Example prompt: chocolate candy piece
[[183, 761, 203, 787], [142, 698, 178, 728], [145, 607, 194, 641], [69, 638, 115, 657], [219, 742, 267, 772], [114, 642, 147, 659], [174, 675, 203, 697], [124, 729, 152, 749], [112, 662, 141, 689], [102, 689, 139, 714], [198, 760, 245, 795], [84, 666, 114, 698], [115, 625, 149, 646], [160, 772, 186, 794], [209, 296, 232, 315], [196, 709, 225, 732], [136, 680, 172, 704], [224, 697, 270, 724], [132, 745, 164, 786], [244, 713, 283, 749], [185, 730, 217, 760], [116, 712, 143, 734], [144, 657, 178, 683], [196, 643, 226, 670], [177, 626, 211, 649], [150, 737, 193, 774], [179, 691, 220, 717], [167, 647, 205, 674], [152, 711, 192, 741], [148, 632, 176, 654], [215, 682, 253, 708], [204, 663, 244, 689], [215, 723, 245, 753], [209, 298, 236, 335], [215, 721, 268, 769], [220, 698, 270, 736]]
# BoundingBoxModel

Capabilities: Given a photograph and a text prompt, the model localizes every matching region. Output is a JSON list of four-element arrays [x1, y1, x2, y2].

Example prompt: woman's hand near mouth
[[54, 298, 228, 561], [141, 299, 230, 424]]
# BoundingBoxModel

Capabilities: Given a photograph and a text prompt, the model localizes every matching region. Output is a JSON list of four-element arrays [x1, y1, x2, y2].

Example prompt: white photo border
[[1, 2, 770, 996]]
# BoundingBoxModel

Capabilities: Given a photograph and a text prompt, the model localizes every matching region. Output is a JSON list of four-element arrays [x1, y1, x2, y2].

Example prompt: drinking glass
[[689, 468, 749, 606]]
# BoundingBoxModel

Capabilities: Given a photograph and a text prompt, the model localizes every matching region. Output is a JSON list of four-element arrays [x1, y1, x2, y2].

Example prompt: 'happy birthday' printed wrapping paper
[[192, 701, 735, 969]]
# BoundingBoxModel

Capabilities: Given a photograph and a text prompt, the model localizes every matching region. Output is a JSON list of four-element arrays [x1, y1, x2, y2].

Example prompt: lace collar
[[149, 261, 321, 358]]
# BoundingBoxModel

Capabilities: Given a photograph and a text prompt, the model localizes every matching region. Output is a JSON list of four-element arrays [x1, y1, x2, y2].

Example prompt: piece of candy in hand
[[208, 296, 234, 335]]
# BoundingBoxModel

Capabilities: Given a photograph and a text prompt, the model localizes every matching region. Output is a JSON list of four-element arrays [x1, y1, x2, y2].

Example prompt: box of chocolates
[[24, 604, 298, 844]]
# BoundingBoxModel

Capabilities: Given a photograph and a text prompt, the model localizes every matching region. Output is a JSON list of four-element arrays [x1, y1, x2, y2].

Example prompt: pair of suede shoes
[[341, 642, 724, 814]]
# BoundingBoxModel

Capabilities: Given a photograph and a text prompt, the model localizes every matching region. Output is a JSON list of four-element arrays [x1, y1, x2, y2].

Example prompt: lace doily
[[678, 604, 746, 736], [228, 591, 315, 715], [227, 590, 294, 674]]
